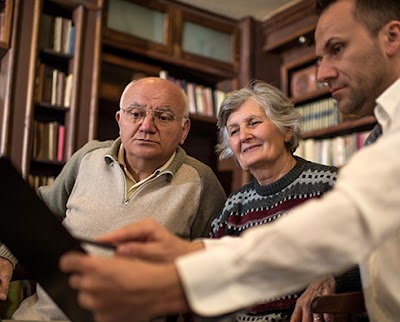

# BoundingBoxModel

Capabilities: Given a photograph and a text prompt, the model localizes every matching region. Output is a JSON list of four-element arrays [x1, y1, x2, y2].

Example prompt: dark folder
[[0, 156, 93, 322]]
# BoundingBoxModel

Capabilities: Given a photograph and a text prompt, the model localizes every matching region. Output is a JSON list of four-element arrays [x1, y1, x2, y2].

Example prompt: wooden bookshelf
[[0, 0, 13, 57], [0, 0, 16, 157], [1, 0, 273, 194], [7, 0, 102, 182]]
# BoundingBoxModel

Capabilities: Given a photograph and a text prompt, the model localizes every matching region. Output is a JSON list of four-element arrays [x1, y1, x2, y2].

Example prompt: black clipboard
[[0, 156, 93, 322]]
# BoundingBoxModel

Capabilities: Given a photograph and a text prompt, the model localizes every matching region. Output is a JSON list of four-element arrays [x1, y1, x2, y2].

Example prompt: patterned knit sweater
[[210, 156, 339, 313]]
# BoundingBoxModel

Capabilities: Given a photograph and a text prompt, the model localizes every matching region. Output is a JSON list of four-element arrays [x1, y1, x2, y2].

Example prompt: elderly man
[[0, 77, 226, 320]]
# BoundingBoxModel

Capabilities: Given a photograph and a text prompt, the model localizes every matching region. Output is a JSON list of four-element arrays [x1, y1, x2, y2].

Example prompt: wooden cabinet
[[0, 0, 16, 157], [6, 0, 102, 187], [261, 0, 376, 166], [0, 0, 13, 56], [97, 0, 252, 193], [1, 0, 269, 194], [102, 0, 240, 79]]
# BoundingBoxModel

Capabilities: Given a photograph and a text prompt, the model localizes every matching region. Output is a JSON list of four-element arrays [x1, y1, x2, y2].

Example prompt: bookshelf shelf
[[31, 158, 65, 168], [34, 103, 68, 125], [30, 159, 65, 177], [0, 43, 7, 58], [189, 113, 218, 124], [35, 102, 70, 112], [39, 50, 72, 68], [291, 87, 330, 104], [302, 115, 377, 140]]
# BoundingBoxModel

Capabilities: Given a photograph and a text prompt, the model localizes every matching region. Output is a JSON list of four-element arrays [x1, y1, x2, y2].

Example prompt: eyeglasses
[[120, 106, 186, 127]]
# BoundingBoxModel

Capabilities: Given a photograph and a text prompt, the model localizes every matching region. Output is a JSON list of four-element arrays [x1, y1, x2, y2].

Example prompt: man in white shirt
[[59, 1, 400, 321]]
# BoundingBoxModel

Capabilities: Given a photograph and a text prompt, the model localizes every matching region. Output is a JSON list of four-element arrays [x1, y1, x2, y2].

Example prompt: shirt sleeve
[[176, 129, 400, 317]]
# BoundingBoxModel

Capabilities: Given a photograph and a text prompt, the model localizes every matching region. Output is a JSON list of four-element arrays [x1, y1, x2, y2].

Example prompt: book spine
[[57, 125, 66, 162]]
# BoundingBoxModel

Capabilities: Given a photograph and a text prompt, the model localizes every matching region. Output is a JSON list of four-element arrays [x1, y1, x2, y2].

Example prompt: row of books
[[159, 70, 228, 118], [39, 14, 75, 55], [35, 63, 73, 107], [296, 131, 370, 167], [298, 98, 341, 133], [0, 10, 5, 42], [28, 175, 55, 191], [31, 121, 66, 162]]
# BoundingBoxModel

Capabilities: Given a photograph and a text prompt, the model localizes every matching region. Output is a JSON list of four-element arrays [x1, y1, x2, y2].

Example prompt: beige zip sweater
[[6, 138, 226, 321]]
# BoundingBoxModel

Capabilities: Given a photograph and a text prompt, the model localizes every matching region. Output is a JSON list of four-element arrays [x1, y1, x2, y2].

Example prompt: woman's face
[[226, 100, 290, 172]]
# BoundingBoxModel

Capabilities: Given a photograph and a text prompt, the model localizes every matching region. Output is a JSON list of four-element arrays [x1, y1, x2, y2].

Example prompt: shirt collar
[[374, 78, 400, 133], [117, 143, 176, 180]]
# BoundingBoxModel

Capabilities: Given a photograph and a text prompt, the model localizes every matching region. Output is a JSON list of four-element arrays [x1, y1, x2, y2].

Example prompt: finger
[[59, 251, 91, 273], [289, 306, 301, 322], [68, 273, 83, 289], [0, 278, 11, 301], [77, 290, 98, 310], [98, 218, 161, 243], [116, 243, 168, 261], [117, 243, 153, 259], [0, 288, 8, 301]]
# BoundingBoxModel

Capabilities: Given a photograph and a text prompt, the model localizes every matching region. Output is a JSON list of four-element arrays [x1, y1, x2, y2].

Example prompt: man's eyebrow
[[155, 106, 175, 112], [127, 102, 145, 108], [321, 37, 337, 53]]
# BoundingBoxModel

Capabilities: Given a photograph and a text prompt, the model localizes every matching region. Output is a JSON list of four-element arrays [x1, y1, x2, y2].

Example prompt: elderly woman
[[211, 80, 361, 322]]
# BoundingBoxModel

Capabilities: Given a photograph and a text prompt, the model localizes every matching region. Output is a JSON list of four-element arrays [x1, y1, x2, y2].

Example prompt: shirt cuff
[[0, 244, 18, 268]]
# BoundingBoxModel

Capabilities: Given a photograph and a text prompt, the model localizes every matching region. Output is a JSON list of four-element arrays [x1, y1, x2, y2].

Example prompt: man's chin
[[336, 99, 357, 116]]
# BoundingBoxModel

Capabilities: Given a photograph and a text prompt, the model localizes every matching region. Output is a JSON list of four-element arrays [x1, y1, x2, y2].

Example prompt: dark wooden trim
[[302, 116, 377, 140]]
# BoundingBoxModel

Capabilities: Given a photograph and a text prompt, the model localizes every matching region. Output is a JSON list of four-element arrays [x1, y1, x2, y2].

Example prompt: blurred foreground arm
[[98, 218, 204, 262], [60, 252, 190, 322]]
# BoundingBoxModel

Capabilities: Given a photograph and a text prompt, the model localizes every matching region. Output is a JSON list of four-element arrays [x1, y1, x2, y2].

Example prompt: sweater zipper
[[123, 171, 172, 205]]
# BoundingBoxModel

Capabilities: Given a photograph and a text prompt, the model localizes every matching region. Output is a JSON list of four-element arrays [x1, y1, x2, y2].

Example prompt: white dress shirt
[[176, 78, 400, 322]]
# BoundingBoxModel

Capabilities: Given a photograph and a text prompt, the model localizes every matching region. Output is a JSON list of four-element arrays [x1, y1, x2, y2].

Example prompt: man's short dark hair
[[315, 0, 400, 35]]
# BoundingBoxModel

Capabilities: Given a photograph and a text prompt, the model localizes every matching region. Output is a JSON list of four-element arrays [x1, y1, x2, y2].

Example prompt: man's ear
[[115, 110, 122, 135], [179, 118, 191, 145], [115, 110, 121, 123], [383, 20, 400, 56]]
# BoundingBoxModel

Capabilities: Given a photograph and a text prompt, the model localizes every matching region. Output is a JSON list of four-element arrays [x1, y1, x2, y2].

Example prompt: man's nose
[[316, 59, 337, 84], [140, 112, 157, 131]]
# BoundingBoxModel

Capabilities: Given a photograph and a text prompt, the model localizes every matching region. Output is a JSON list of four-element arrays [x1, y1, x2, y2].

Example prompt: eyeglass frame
[[120, 104, 188, 127]]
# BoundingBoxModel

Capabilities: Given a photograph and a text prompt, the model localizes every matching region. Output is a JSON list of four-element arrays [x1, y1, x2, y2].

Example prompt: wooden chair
[[311, 291, 368, 322]]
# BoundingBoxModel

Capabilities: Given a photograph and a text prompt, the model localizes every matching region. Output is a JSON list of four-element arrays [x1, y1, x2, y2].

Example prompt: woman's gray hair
[[216, 80, 302, 160]]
